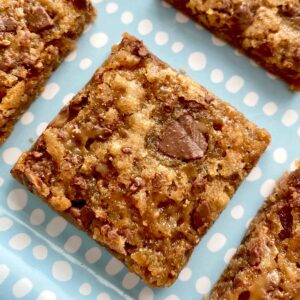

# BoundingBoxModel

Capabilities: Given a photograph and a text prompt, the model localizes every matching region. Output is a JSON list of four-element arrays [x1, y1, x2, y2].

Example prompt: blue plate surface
[[1, 1, 300, 299]]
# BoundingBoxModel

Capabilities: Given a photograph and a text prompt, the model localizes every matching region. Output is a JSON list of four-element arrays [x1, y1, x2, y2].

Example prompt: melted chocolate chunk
[[158, 115, 208, 161], [0, 17, 17, 32], [278, 205, 293, 240], [238, 291, 250, 300], [192, 201, 211, 230], [27, 6, 54, 32], [72, 0, 89, 9], [79, 206, 95, 229]]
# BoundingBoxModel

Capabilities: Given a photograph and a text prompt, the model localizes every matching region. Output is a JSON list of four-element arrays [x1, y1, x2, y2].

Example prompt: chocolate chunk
[[79, 206, 95, 229], [278, 206, 293, 240], [279, 4, 300, 17], [192, 201, 211, 230], [247, 241, 262, 266], [192, 174, 207, 193], [254, 43, 272, 57], [231, 3, 254, 34], [72, 0, 89, 9], [28, 6, 54, 31], [158, 115, 208, 161], [238, 291, 250, 300], [0, 17, 17, 32]]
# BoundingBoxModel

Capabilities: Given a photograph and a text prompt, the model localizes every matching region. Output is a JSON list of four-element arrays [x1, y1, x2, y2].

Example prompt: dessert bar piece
[[210, 166, 300, 299], [0, 0, 95, 144], [166, 0, 300, 91], [11, 34, 270, 287]]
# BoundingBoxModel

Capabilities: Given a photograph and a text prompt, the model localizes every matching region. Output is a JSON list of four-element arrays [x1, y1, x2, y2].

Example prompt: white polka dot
[[7, 189, 28, 211], [246, 217, 253, 229], [225, 76, 244, 93], [210, 69, 224, 83], [79, 283, 92, 296], [3, 147, 22, 165], [138, 19, 153, 35], [46, 216, 67, 237], [231, 205, 244, 220], [85, 247, 102, 264], [162, 0, 171, 8], [0, 265, 10, 284], [32, 245, 48, 260], [122, 273, 140, 289], [164, 296, 179, 300], [105, 257, 124, 276], [9, 233, 31, 251], [62, 93, 75, 105], [13, 278, 33, 298], [30, 208, 45, 226], [42, 83, 60, 100], [64, 235, 82, 253], [52, 261, 72, 282], [0, 217, 13, 231], [246, 166, 262, 181], [20, 112, 34, 125], [273, 148, 287, 164], [36, 122, 48, 136], [196, 276, 211, 295], [243, 92, 259, 107], [155, 32, 169, 46], [260, 179, 276, 197], [266, 72, 277, 79], [188, 52, 206, 71], [65, 50, 77, 62], [92, 0, 103, 4], [138, 287, 154, 300], [178, 267, 192, 281], [207, 233, 226, 252], [37, 290, 57, 300], [0, 177, 3, 186], [121, 11, 133, 24], [290, 160, 298, 171], [263, 101, 277, 116], [105, 2, 118, 13], [224, 248, 236, 264], [234, 49, 243, 56], [281, 109, 299, 127], [79, 58, 92, 70], [97, 293, 111, 300], [212, 36, 225, 46], [171, 42, 184, 53], [90, 32, 108, 48], [175, 12, 189, 23]]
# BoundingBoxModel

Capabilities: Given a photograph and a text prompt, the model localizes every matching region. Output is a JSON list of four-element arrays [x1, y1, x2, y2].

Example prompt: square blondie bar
[[0, 0, 95, 144], [210, 166, 300, 299], [11, 34, 270, 287], [166, 0, 300, 91]]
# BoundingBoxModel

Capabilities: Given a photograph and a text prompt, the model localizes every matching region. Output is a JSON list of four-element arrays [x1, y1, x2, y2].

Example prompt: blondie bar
[[0, 0, 95, 144], [210, 166, 300, 299], [11, 34, 270, 287], [166, 0, 300, 91]]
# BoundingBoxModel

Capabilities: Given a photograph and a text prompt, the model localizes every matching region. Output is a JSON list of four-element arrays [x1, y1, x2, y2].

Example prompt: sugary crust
[[210, 166, 300, 300], [0, 0, 95, 144], [167, 0, 300, 91], [11, 33, 270, 287]]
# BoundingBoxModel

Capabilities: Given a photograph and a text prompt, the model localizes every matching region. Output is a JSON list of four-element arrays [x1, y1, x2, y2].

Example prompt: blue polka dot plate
[[1, 0, 300, 299]]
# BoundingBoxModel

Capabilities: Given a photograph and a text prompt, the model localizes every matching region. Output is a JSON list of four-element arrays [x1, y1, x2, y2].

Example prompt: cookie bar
[[166, 0, 300, 91], [11, 34, 270, 287], [0, 0, 95, 144], [210, 166, 300, 299]]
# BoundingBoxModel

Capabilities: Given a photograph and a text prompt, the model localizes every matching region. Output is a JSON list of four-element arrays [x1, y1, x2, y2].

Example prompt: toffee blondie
[[210, 165, 300, 299], [166, 0, 300, 91], [0, 0, 95, 144], [11, 34, 270, 287]]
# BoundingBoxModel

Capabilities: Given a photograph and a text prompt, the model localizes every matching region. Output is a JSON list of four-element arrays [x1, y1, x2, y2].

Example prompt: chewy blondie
[[11, 34, 270, 287], [166, 0, 300, 91], [0, 0, 95, 144]]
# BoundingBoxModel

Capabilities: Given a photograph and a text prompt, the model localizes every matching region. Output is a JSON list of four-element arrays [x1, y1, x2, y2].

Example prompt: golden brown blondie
[[11, 34, 270, 287], [210, 166, 300, 300], [167, 0, 300, 91], [0, 0, 95, 144]]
